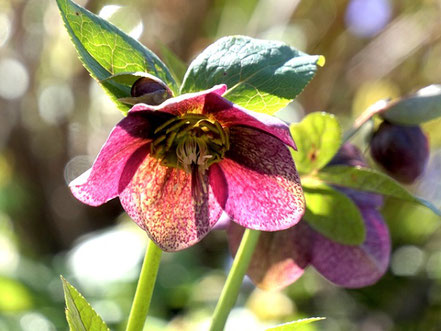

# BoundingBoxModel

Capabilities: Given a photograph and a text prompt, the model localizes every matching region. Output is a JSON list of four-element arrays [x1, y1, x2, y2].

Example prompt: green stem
[[209, 229, 261, 331], [126, 238, 162, 331]]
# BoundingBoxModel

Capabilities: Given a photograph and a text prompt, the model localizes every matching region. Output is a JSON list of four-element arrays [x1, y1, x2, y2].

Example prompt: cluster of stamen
[[151, 114, 229, 180]]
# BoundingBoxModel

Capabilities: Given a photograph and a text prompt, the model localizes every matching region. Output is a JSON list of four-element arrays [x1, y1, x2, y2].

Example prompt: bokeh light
[[345, 0, 392, 37], [0, 58, 29, 100]]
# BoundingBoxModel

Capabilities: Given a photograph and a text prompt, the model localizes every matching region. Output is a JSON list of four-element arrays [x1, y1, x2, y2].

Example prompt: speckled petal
[[228, 222, 311, 290], [219, 126, 305, 231], [69, 114, 155, 206], [119, 153, 227, 251], [128, 84, 227, 116], [202, 93, 295, 148], [311, 208, 390, 288]]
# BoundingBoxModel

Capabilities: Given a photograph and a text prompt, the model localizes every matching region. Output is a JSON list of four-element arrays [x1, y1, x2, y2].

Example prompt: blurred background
[[1, 0, 441, 330]]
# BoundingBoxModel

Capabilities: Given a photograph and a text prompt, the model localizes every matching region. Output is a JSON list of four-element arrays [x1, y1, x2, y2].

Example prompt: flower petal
[[119, 154, 227, 251], [311, 208, 390, 288], [228, 222, 311, 291], [203, 92, 296, 148], [335, 186, 384, 209], [219, 126, 305, 231], [128, 84, 227, 116], [69, 114, 156, 206]]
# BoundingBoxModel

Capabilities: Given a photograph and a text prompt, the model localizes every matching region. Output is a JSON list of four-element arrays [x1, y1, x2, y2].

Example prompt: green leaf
[[317, 165, 441, 217], [382, 85, 441, 125], [302, 179, 366, 245], [56, 0, 177, 113], [159, 43, 188, 86], [181, 36, 323, 114], [61, 276, 109, 331], [266, 317, 326, 331], [290, 112, 342, 175]]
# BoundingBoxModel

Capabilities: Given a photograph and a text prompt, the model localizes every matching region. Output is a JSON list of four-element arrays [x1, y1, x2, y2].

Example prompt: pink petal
[[203, 92, 296, 148], [119, 154, 227, 251], [69, 114, 155, 206], [219, 126, 305, 231], [228, 222, 311, 290], [311, 208, 390, 288], [128, 84, 227, 116]]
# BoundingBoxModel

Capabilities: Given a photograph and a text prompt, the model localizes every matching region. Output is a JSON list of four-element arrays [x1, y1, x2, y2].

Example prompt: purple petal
[[228, 222, 312, 290], [128, 84, 228, 116], [311, 208, 390, 288], [119, 154, 227, 252], [69, 114, 155, 206], [203, 92, 295, 148], [219, 127, 305, 231], [335, 186, 384, 209]]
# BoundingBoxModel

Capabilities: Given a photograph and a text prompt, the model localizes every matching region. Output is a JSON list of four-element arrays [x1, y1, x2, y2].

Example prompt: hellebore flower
[[228, 143, 390, 290], [70, 85, 305, 251], [370, 120, 429, 184]]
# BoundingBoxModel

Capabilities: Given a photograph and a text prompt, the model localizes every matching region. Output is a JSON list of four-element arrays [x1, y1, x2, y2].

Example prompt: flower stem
[[126, 238, 162, 331], [209, 229, 261, 331]]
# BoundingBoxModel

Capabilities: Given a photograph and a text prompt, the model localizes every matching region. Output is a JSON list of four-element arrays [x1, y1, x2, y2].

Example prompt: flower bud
[[131, 77, 167, 97], [128, 77, 172, 105], [370, 121, 429, 183]]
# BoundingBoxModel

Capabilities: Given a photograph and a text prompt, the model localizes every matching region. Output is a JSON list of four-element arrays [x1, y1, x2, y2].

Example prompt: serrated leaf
[[61, 276, 109, 331], [266, 317, 326, 331], [302, 179, 366, 245], [290, 112, 342, 175], [382, 85, 441, 125], [181, 36, 323, 114], [56, 0, 177, 113], [317, 165, 441, 217]]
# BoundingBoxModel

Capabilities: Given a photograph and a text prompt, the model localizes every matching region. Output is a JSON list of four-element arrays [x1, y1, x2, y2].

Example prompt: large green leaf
[[56, 0, 177, 113], [290, 112, 342, 175], [61, 276, 109, 331], [302, 179, 365, 245], [266, 317, 325, 331], [181, 36, 323, 114], [317, 165, 441, 216], [382, 85, 441, 125]]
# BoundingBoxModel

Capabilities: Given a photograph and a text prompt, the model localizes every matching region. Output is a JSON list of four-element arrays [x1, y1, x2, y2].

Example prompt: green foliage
[[317, 165, 441, 216], [159, 43, 188, 86], [0, 276, 33, 312], [56, 0, 177, 114], [302, 179, 365, 245], [61, 276, 109, 331], [266, 317, 326, 330], [290, 112, 341, 175], [181, 36, 323, 114], [382, 85, 441, 125]]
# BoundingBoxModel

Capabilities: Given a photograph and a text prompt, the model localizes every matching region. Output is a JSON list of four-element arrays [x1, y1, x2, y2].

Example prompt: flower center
[[151, 113, 229, 176]]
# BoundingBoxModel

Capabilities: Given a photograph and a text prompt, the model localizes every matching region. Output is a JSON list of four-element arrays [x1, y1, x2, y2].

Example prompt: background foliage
[[1, 0, 441, 330]]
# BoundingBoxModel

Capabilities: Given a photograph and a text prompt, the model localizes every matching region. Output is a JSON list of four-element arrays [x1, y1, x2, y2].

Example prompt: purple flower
[[70, 85, 305, 251], [228, 143, 390, 290]]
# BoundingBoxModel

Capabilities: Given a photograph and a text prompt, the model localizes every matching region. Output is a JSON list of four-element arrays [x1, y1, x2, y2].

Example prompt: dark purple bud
[[129, 77, 172, 105], [131, 77, 166, 97], [370, 121, 429, 184]]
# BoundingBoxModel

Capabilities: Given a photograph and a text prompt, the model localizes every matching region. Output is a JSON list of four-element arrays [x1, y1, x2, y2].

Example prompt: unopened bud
[[370, 121, 429, 184], [119, 77, 172, 106]]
